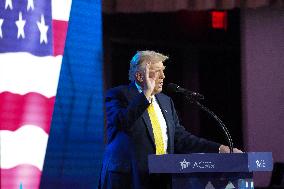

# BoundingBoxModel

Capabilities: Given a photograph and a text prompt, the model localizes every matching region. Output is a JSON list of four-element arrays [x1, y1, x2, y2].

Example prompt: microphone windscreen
[[167, 83, 179, 93]]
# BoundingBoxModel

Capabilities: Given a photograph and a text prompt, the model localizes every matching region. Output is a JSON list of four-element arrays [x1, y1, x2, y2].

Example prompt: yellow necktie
[[147, 102, 166, 155]]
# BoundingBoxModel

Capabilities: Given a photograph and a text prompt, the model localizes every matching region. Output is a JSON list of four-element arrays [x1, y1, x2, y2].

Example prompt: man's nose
[[160, 71, 165, 79]]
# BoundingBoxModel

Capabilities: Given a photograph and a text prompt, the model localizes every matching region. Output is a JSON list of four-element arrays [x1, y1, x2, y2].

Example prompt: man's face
[[149, 61, 166, 95]]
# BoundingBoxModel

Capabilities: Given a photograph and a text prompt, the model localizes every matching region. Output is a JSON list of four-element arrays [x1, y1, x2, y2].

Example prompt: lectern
[[148, 152, 273, 189]]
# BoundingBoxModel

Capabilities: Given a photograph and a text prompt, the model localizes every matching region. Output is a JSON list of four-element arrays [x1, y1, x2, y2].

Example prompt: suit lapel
[[127, 83, 155, 145], [142, 111, 155, 145]]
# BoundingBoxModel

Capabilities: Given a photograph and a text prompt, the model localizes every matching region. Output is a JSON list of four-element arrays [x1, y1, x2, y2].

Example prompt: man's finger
[[145, 63, 150, 77], [233, 148, 243, 153]]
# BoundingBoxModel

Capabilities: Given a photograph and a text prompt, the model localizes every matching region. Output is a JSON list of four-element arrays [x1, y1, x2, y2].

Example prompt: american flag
[[0, 0, 72, 188]]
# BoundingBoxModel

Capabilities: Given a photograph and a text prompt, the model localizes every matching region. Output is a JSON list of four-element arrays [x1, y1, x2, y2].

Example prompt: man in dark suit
[[99, 51, 241, 189]]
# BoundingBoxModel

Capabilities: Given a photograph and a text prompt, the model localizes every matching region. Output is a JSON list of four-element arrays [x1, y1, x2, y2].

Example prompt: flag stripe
[[52, 0, 72, 21], [0, 92, 55, 134], [1, 164, 41, 189], [53, 20, 69, 56], [0, 53, 62, 98], [0, 125, 48, 170]]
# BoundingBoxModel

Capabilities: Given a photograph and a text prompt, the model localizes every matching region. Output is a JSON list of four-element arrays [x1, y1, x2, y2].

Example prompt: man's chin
[[154, 88, 163, 94]]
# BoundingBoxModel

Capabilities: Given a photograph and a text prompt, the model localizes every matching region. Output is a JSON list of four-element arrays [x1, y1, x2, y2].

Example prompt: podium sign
[[148, 152, 272, 189]]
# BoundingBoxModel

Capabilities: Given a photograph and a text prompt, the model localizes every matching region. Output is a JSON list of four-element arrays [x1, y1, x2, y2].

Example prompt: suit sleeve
[[170, 98, 220, 153], [105, 88, 150, 133]]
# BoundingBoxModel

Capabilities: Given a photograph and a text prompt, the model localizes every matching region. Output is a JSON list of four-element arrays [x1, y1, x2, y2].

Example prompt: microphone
[[167, 83, 204, 100], [167, 83, 234, 153]]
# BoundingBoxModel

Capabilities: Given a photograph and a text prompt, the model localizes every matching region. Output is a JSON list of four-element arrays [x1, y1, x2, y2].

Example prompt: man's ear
[[135, 72, 143, 82]]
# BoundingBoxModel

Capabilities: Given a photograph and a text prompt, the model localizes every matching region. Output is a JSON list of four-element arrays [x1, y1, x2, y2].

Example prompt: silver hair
[[128, 50, 168, 81]]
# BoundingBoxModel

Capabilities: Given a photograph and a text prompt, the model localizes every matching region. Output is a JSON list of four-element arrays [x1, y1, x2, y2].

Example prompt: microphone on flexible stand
[[167, 83, 204, 101], [166, 83, 234, 153]]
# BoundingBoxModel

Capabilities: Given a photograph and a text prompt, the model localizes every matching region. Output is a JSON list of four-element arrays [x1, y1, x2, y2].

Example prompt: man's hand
[[142, 63, 157, 99], [219, 145, 243, 153]]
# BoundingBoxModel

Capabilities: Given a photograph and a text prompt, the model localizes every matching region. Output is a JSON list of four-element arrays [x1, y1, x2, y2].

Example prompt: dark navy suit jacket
[[99, 83, 220, 189]]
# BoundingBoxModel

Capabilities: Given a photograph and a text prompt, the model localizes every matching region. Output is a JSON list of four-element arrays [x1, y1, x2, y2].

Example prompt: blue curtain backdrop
[[40, 0, 104, 188]]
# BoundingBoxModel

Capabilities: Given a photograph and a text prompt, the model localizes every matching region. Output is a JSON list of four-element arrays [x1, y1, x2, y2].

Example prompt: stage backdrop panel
[[40, 0, 104, 188]]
